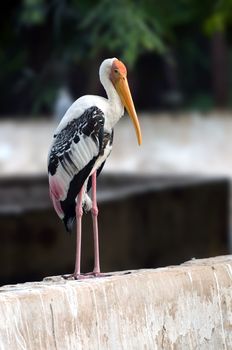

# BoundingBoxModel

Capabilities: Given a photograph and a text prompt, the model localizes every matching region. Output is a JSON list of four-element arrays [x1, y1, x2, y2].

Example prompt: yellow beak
[[114, 76, 142, 145]]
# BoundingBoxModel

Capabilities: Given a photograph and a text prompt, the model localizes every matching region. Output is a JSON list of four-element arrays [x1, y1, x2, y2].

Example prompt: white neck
[[99, 58, 124, 130]]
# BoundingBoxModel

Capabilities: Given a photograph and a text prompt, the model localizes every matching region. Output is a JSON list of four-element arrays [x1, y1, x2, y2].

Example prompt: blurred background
[[0, 0, 232, 285]]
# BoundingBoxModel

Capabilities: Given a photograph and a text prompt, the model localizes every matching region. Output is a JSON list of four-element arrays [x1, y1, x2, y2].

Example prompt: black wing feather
[[48, 106, 104, 176], [48, 106, 105, 231], [86, 129, 114, 193]]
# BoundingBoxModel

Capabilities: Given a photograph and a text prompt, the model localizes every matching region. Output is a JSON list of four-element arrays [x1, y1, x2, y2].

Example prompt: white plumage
[[48, 57, 142, 279]]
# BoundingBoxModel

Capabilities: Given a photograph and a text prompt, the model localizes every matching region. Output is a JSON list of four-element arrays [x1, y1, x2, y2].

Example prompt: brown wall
[[0, 175, 229, 285]]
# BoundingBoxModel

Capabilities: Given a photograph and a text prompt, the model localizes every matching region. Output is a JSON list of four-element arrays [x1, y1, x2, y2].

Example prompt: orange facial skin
[[110, 59, 142, 145]]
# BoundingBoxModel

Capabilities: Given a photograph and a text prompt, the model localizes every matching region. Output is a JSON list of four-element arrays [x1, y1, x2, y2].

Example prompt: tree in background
[[0, 0, 232, 114]]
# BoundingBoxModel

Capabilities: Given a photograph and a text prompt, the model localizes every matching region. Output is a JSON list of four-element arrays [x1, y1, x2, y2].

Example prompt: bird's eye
[[114, 69, 119, 74]]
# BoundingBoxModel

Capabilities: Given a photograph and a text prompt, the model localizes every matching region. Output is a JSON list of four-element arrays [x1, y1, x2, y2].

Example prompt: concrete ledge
[[0, 256, 232, 349]]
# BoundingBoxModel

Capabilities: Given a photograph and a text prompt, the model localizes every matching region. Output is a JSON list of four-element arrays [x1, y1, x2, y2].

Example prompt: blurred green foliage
[[204, 0, 232, 35], [79, 0, 166, 66], [0, 0, 232, 114], [20, 0, 46, 25]]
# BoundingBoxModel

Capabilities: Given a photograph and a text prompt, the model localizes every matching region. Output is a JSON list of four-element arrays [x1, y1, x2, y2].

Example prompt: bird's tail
[[63, 193, 92, 232], [63, 206, 75, 233], [64, 216, 75, 232]]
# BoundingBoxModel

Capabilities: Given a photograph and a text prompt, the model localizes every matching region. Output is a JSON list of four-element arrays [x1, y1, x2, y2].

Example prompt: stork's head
[[100, 58, 142, 145]]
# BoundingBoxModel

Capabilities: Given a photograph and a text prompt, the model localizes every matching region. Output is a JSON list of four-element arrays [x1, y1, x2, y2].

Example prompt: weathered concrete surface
[[0, 256, 232, 349]]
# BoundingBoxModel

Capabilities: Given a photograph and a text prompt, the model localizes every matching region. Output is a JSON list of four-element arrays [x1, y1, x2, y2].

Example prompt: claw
[[84, 271, 111, 278], [62, 273, 91, 280]]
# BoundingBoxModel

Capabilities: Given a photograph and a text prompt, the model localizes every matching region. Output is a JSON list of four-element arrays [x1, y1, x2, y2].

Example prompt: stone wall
[[0, 256, 232, 349]]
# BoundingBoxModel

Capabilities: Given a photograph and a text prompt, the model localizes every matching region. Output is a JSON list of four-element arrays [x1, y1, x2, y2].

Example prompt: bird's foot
[[84, 271, 110, 278], [62, 271, 111, 280], [62, 273, 92, 280]]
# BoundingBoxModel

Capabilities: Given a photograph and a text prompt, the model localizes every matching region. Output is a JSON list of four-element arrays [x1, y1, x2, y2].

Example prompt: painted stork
[[48, 58, 142, 279]]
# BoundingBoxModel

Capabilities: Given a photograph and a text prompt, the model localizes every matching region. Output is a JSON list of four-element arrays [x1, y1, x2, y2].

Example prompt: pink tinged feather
[[50, 189, 64, 219], [49, 175, 64, 199], [49, 175, 65, 219]]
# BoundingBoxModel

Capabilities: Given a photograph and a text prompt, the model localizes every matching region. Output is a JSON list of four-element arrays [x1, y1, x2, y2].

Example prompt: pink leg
[[91, 171, 101, 275], [64, 174, 104, 280], [63, 186, 85, 280], [73, 185, 85, 278]]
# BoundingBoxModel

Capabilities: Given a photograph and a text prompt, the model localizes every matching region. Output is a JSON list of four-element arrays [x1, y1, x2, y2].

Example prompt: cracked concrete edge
[[0, 255, 232, 349]]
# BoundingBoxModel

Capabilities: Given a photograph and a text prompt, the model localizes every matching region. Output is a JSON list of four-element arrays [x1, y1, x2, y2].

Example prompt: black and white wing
[[48, 106, 105, 230]]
